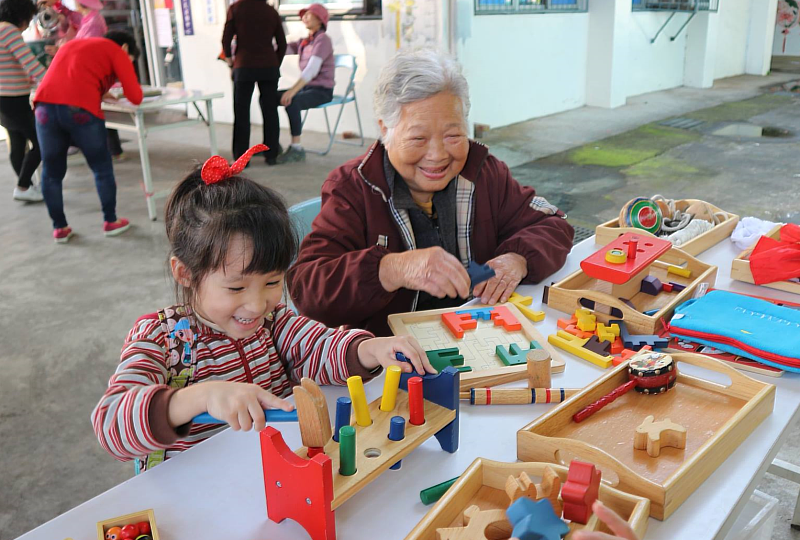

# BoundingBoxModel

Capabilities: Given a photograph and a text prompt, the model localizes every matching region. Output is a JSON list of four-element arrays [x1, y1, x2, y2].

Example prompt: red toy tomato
[[120, 524, 138, 539], [136, 521, 151, 535], [105, 526, 122, 540]]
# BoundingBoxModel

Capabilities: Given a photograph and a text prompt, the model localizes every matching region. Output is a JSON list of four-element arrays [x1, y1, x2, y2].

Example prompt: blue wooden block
[[506, 497, 569, 540], [610, 319, 669, 351], [399, 366, 460, 453], [467, 261, 496, 287], [640, 275, 663, 296], [455, 307, 493, 321]]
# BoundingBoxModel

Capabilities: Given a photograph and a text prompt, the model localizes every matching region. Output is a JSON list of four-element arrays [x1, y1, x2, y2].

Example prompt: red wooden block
[[442, 312, 477, 339], [610, 336, 624, 355], [490, 305, 522, 331], [557, 316, 578, 330], [662, 283, 674, 293], [581, 233, 671, 284], [564, 324, 594, 339], [615, 345, 652, 366], [561, 460, 602, 525], [260, 427, 336, 540]]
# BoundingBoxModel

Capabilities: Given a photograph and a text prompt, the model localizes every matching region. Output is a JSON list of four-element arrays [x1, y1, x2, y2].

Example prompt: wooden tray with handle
[[517, 352, 775, 520]]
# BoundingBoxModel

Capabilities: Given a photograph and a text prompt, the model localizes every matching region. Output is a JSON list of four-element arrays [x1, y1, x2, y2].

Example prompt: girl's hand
[[357, 336, 435, 376], [472, 253, 528, 305], [572, 501, 639, 540], [202, 381, 294, 432], [280, 90, 295, 107]]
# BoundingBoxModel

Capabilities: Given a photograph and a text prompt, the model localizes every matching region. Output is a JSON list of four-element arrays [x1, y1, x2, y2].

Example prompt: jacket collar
[[357, 140, 490, 199]]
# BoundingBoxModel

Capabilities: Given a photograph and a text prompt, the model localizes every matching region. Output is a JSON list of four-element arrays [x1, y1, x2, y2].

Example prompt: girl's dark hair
[[0, 0, 36, 27], [104, 30, 140, 60], [164, 169, 298, 306]]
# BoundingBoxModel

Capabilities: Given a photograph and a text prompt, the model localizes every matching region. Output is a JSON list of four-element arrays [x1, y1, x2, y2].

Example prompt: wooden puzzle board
[[388, 303, 565, 390]]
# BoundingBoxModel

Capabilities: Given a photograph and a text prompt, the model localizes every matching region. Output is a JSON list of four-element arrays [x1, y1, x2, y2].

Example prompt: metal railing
[[475, 0, 588, 15], [632, 0, 718, 12]]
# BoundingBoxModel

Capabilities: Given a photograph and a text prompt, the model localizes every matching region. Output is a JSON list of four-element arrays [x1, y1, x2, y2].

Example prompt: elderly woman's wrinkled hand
[[572, 501, 639, 540], [379, 247, 471, 299], [357, 335, 436, 376], [473, 253, 528, 305]]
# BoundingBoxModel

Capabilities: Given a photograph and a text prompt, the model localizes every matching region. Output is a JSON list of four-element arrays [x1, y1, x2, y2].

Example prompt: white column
[[746, 0, 779, 75], [585, 0, 629, 108], [684, 12, 718, 88]]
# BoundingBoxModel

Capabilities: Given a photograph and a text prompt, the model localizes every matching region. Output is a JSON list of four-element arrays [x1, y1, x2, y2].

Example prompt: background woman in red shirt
[[34, 31, 142, 243]]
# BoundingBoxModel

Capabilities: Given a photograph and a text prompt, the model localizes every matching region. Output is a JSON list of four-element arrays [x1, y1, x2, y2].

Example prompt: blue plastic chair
[[288, 196, 322, 245], [300, 54, 365, 155]]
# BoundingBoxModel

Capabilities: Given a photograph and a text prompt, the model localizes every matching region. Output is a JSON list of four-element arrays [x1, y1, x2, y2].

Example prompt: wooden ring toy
[[605, 248, 627, 264]]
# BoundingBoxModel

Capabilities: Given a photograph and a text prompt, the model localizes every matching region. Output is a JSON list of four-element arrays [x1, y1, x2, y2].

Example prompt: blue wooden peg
[[193, 409, 298, 424]]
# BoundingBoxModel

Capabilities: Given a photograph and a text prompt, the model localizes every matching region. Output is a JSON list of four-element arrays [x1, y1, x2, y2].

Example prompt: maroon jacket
[[222, 0, 286, 70], [287, 141, 574, 336]]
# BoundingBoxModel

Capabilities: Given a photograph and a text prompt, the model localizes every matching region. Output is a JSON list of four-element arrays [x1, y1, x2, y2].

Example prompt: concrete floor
[[3, 74, 800, 539]]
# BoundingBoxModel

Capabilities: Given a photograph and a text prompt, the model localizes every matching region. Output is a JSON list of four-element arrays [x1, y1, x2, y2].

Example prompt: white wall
[[714, 0, 749, 78], [626, 12, 688, 97], [455, 8, 589, 128]]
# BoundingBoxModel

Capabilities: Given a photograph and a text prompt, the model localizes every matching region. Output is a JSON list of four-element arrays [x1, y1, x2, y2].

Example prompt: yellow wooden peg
[[667, 265, 692, 278], [347, 375, 372, 426], [380, 366, 402, 412]]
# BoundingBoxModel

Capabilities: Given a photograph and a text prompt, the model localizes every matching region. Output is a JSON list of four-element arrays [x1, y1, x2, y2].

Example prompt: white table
[[102, 88, 224, 221], [16, 238, 800, 540]]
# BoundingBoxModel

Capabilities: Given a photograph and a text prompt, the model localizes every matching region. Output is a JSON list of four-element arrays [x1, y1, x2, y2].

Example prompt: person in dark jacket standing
[[287, 48, 574, 336], [222, 0, 285, 164]]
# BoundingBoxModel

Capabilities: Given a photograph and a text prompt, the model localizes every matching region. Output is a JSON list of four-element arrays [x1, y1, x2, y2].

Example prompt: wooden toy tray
[[388, 303, 566, 391], [406, 459, 650, 540], [545, 245, 717, 335], [517, 352, 775, 520], [730, 224, 800, 295], [97, 509, 160, 540], [595, 199, 739, 257]]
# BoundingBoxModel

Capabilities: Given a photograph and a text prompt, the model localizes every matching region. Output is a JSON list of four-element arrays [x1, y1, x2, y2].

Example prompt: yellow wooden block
[[596, 323, 615, 343], [608, 323, 620, 336], [576, 312, 596, 332], [548, 333, 613, 369], [667, 265, 692, 278], [509, 292, 546, 322]]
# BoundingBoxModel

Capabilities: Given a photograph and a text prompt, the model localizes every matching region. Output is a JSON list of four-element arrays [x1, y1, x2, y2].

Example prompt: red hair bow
[[200, 144, 269, 185]]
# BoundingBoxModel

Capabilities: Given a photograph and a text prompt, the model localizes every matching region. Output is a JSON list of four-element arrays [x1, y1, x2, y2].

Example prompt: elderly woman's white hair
[[373, 48, 471, 146]]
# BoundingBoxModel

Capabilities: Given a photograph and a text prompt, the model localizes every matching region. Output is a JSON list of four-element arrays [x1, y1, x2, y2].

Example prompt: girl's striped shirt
[[91, 303, 374, 462]]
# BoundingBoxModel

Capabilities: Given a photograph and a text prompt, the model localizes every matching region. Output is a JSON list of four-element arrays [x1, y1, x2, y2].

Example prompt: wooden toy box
[[406, 459, 650, 540], [97, 509, 159, 540], [595, 199, 739, 257], [388, 303, 565, 391], [545, 245, 717, 335], [517, 353, 775, 520], [730, 224, 800, 295]]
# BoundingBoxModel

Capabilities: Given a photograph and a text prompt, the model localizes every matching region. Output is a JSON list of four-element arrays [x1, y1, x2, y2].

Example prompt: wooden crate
[[97, 509, 160, 540], [595, 200, 739, 257], [406, 459, 650, 540], [731, 224, 800, 295], [517, 352, 775, 520], [545, 245, 717, 335], [388, 303, 566, 391]]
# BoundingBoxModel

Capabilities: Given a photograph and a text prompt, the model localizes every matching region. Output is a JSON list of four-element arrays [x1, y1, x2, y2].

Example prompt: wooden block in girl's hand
[[293, 378, 332, 448]]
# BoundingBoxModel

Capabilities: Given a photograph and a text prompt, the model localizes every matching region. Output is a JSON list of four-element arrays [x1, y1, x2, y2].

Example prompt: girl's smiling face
[[173, 234, 285, 340]]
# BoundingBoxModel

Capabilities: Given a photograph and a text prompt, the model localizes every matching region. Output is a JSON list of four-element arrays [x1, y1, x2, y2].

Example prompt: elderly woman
[[287, 48, 574, 336]]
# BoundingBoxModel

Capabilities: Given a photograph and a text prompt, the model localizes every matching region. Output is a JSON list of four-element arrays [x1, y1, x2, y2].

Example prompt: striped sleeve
[[2, 27, 46, 83], [90, 317, 175, 462], [271, 305, 373, 386]]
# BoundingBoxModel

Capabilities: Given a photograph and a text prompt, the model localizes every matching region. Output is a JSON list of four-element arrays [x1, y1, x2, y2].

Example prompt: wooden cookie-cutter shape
[[293, 378, 333, 450], [634, 415, 686, 458], [435, 505, 511, 540], [504, 468, 563, 517]]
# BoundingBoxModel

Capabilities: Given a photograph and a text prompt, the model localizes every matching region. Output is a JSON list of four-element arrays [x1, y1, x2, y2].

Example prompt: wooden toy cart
[[406, 459, 650, 540], [517, 352, 775, 520], [545, 237, 717, 335], [595, 199, 739, 257], [730, 224, 800, 295], [388, 303, 566, 391]]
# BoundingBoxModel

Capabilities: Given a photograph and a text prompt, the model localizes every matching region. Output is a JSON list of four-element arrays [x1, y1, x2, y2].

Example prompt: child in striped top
[[0, 0, 47, 202], [91, 145, 435, 472]]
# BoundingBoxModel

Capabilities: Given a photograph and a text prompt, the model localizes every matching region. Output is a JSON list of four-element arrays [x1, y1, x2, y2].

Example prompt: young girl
[[91, 144, 433, 472]]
